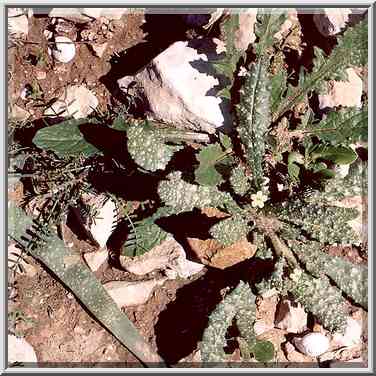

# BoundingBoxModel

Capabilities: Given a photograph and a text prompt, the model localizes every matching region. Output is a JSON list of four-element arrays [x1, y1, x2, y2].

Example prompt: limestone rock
[[8, 335, 38, 364], [313, 8, 351, 36], [332, 317, 363, 348], [319, 68, 363, 109], [83, 248, 108, 272], [294, 332, 330, 357], [103, 279, 167, 307], [117, 39, 231, 133], [275, 299, 308, 333], [8, 15, 28, 38], [120, 237, 204, 279], [89, 198, 117, 249], [44, 85, 98, 119], [48, 36, 76, 63], [235, 9, 258, 51], [90, 42, 108, 58], [48, 8, 127, 22]]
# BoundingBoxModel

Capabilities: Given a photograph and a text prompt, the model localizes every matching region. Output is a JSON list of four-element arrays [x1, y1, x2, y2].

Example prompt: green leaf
[[158, 171, 234, 214], [122, 214, 169, 258], [32, 119, 100, 157], [209, 215, 249, 247], [195, 144, 225, 186], [288, 163, 300, 181], [237, 60, 270, 188], [112, 116, 129, 131], [271, 67, 287, 113], [288, 152, 304, 165], [273, 20, 368, 121], [8, 202, 33, 241], [252, 340, 275, 362], [127, 123, 182, 172], [311, 107, 368, 145], [311, 145, 358, 165], [12, 220, 164, 364], [219, 133, 232, 149]]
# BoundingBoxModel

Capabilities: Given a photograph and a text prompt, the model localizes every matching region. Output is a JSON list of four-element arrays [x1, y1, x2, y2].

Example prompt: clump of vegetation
[[8, 8, 367, 366]]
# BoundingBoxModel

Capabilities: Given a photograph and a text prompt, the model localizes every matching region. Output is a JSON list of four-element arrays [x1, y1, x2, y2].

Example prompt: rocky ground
[[7, 7, 368, 368]]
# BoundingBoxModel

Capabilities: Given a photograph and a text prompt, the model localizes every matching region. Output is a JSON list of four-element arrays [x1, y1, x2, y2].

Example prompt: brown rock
[[187, 237, 257, 270]]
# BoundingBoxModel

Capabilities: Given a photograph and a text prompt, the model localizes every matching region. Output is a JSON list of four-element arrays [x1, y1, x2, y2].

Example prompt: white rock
[[44, 85, 98, 119], [235, 9, 258, 51], [335, 164, 350, 179], [49, 36, 76, 63], [332, 318, 362, 348], [49, 8, 127, 21], [254, 320, 274, 336], [9, 104, 31, 121], [274, 9, 299, 40], [91, 42, 108, 58], [319, 68, 363, 109], [8, 8, 25, 17], [117, 40, 231, 133], [294, 332, 330, 357], [103, 279, 167, 307], [8, 335, 38, 364], [89, 199, 117, 249], [275, 299, 308, 333], [83, 248, 108, 272], [313, 8, 351, 36], [8, 15, 28, 37], [8, 242, 36, 277], [120, 237, 204, 279]]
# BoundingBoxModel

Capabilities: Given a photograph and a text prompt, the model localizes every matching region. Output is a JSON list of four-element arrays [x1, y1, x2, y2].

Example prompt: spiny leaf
[[158, 171, 233, 214], [127, 123, 182, 172], [229, 165, 250, 196], [254, 9, 287, 57], [209, 214, 249, 247], [310, 107, 368, 145], [194, 143, 225, 186], [32, 119, 101, 157], [211, 13, 245, 99], [278, 199, 360, 245], [286, 269, 348, 333], [290, 240, 368, 309], [273, 19, 368, 121], [200, 281, 256, 363], [237, 60, 270, 188]]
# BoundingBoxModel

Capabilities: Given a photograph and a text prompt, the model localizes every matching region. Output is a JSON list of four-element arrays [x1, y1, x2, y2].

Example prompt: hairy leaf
[[290, 240, 368, 309], [229, 165, 250, 196], [127, 123, 182, 172], [237, 60, 270, 188], [278, 199, 360, 245], [158, 171, 233, 214], [286, 269, 348, 332], [209, 214, 249, 247], [200, 281, 256, 363]]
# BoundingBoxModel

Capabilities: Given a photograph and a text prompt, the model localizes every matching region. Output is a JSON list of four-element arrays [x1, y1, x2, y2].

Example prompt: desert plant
[[10, 8, 368, 367]]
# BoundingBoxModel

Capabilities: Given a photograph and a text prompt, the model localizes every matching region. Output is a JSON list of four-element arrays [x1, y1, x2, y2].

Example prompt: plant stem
[[268, 232, 299, 268]]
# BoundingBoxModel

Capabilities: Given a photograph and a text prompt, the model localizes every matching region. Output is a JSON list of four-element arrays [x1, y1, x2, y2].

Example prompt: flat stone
[[313, 8, 351, 36], [275, 299, 308, 333]]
